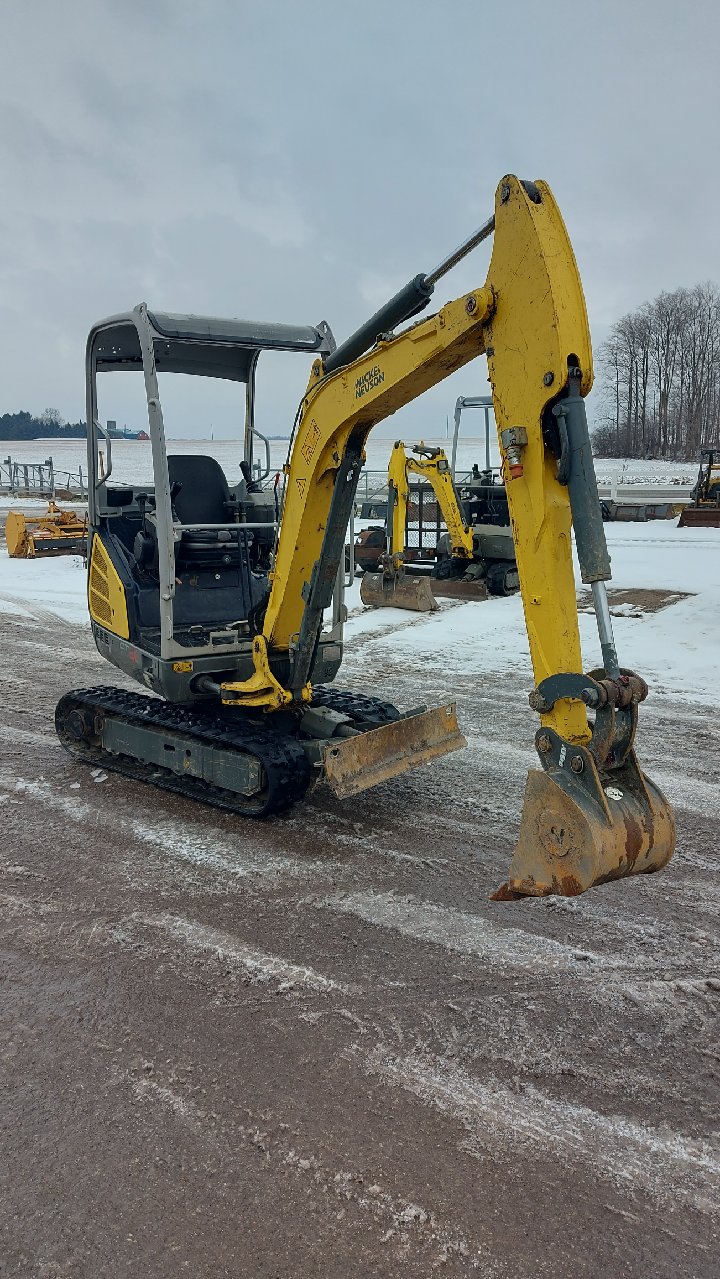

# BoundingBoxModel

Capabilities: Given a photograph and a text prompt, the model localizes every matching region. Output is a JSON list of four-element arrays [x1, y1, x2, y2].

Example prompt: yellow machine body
[[63, 175, 674, 898], [87, 533, 130, 639]]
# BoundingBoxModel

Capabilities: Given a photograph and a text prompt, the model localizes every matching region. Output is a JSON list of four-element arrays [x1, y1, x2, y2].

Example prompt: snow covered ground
[[343, 524, 720, 705], [0, 552, 88, 625], [1, 519, 718, 706]]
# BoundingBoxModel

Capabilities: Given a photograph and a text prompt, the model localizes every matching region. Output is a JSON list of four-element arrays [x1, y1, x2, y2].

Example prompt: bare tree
[[39, 408, 66, 428], [595, 282, 720, 459]]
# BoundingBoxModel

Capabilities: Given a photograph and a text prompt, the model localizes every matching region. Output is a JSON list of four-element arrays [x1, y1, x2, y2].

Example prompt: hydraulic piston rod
[[323, 211, 496, 374], [424, 215, 496, 286], [553, 367, 620, 678], [591, 580, 620, 680]]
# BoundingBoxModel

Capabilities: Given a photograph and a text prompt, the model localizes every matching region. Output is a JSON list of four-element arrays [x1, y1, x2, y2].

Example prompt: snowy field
[[345, 523, 720, 707], [0, 436, 700, 490], [0, 516, 718, 708]]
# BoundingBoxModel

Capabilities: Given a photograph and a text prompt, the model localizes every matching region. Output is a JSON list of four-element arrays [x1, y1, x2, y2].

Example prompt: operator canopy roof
[[89, 307, 334, 382]]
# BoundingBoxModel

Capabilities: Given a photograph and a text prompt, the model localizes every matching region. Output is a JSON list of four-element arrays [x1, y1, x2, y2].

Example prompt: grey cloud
[[0, 0, 719, 438]]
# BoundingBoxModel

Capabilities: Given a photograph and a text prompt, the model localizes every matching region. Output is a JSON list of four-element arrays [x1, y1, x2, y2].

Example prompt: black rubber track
[[310, 684, 401, 727], [55, 684, 401, 818]]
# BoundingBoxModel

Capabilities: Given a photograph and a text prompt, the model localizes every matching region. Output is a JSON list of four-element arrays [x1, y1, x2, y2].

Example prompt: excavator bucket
[[5, 504, 87, 559], [678, 506, 720, 528], [430, 579, 490, 602], [360, 570, 438, 612], [322, 702, 465, 798], [492, 748, 675, 899]]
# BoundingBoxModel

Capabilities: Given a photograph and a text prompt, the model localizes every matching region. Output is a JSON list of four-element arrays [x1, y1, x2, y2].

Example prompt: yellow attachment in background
[[399, 444, 474, 559], [5, 510, 30, 558], [5, 502, 87, 559]]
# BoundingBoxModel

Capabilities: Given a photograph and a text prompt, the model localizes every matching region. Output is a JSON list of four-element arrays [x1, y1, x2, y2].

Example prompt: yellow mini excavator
[[359, 440, 518, 610], [56, 175, 675, 898]]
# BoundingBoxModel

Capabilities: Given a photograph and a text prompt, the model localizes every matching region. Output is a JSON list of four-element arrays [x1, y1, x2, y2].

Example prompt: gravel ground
[[0, 597, 718, 1278]]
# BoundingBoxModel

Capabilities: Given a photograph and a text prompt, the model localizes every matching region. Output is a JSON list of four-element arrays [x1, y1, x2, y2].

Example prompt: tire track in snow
[[3, 636, 90, 661], [127, 1069, 495, 1274], [318, 887, 718, 997], [0, 723, 57, 747], [0, 594, 82, 629], [135, 913, 353, 994], [319, 889, 624, 974], [366, 1049, 720, 1217], [0, 774, 340, 887]]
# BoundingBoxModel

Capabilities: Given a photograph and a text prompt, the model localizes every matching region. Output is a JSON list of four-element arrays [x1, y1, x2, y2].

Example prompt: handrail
[[94, 419, 113, 488], [252, 427, 272, 481]]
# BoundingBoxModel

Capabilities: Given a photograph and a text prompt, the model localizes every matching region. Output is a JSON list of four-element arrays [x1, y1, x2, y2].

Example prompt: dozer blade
[[28, 534, 86, 557], [322, 702, 465, 799], [360, 570, 438, 612], [492, 748, 675, 899]]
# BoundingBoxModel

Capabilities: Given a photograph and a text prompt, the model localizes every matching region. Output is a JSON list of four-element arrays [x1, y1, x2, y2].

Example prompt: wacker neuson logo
[[355, 365, 385, 399]]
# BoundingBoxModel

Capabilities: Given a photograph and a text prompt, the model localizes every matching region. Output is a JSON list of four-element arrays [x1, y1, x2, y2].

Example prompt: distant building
[[106, 419, 150, 441]]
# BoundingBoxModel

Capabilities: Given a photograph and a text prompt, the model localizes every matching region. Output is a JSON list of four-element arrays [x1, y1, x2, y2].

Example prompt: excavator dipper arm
[[480, 178, 674, 894], [221, 175, 675, 897]]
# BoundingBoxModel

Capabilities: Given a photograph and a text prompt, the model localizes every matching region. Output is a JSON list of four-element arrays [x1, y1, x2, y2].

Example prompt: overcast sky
[[1, 0, 719, 440]]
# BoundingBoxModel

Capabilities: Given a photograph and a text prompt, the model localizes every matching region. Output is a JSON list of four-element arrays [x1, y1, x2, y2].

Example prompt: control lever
[[240, 459, 262, 494]]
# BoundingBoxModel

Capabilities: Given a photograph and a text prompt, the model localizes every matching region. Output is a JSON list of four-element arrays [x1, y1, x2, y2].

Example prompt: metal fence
[[354, 467, 692, 508], [0, 456, 87, 497]]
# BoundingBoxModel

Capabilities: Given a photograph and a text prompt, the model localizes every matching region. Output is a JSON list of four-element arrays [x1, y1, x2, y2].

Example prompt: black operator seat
[[167, 454, 245, 567]]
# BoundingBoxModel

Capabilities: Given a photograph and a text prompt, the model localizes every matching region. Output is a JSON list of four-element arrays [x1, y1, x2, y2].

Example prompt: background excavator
[[55, 175, 675, 898], [359, 440, 518, 611], [678, 445, 720, 526]]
